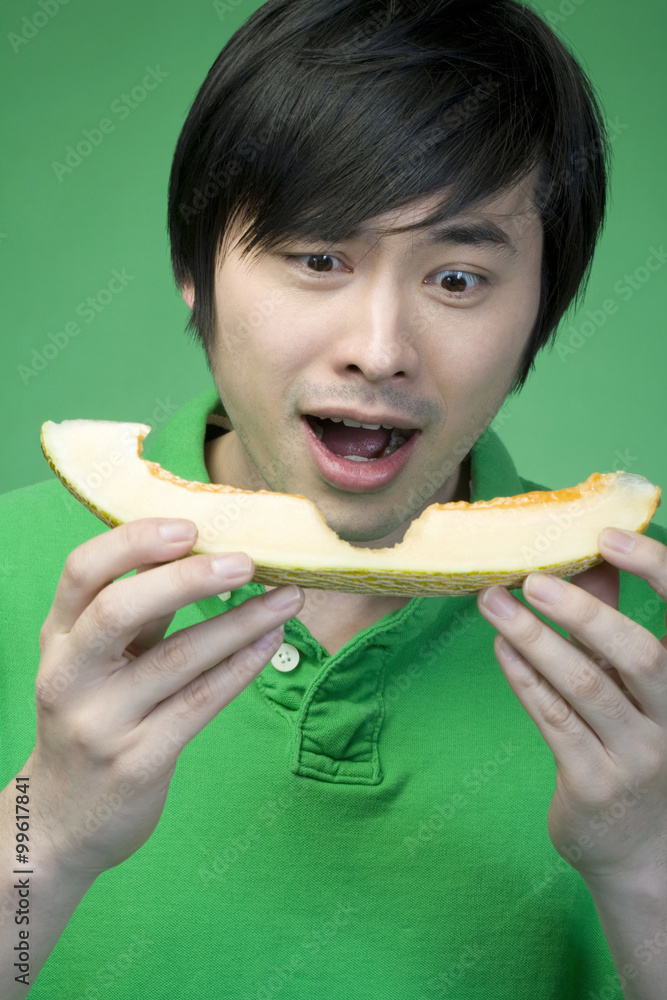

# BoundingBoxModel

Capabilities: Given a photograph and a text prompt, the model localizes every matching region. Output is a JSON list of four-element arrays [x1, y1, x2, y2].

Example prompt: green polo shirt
[[2, 387, 665, 999]]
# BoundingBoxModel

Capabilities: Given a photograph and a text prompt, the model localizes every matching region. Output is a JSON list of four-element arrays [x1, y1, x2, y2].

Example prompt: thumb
[[569, 557, 620, 610], [124, 562, 177, 654], [567, 558, 623, 683]]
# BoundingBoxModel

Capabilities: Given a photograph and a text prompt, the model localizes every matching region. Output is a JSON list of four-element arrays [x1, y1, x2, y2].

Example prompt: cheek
[[438, 320, 526, 398], [457, 276, 541, 381], [213, 267, 311, 373], [428, 299, 538, 419], [212, 274, 274, 385], [213, 278, 257, 363]]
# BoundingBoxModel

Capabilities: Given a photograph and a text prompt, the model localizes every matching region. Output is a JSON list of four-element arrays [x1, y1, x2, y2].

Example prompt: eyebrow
[[351, 218, 519, 258]]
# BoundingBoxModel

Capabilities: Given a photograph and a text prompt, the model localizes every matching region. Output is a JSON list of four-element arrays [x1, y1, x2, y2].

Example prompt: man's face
[[200, 181, 543, 546]]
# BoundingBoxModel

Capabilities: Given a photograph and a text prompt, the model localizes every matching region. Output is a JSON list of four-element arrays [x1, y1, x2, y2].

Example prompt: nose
[[332, 272, 420, 382]]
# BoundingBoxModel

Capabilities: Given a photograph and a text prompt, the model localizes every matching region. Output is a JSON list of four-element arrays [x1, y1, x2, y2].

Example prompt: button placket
[[254, 596, 446, 784], [291, 638, 390, 784]]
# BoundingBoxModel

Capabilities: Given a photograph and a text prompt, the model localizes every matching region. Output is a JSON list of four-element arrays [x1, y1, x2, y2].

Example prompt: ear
[[181, 282, 195, 310]]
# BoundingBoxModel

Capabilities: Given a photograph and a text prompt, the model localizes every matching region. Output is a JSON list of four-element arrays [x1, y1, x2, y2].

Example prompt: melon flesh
[[40, 419, 662, 597]]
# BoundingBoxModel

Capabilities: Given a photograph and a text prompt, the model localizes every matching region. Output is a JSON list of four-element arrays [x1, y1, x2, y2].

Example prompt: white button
[[271, 642, 300, 672], [218, 592, 232, 601]]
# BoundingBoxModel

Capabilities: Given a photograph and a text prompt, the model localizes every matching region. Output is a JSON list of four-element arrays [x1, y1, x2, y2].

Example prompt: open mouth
[[304, 415, 418, 462]]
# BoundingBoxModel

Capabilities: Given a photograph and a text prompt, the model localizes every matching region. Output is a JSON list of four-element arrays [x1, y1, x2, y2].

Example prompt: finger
[[45, 519, 200, 636], [478, 585, 649, 760], [139, 622, 289, 752], [127, 562, 177, 654], [110, 585, 304, 722], [66, 547, 260, 680], [567, 562, 620, 675], [490, 631, 610, 777], [567, 632, 623, 688], [522, 573, 667, 727], [598, 528, 667, 619], [566, 635, 629, 698]]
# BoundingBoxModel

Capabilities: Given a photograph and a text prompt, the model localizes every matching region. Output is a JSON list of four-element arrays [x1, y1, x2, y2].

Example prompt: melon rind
[[41, 419, 662, 596]]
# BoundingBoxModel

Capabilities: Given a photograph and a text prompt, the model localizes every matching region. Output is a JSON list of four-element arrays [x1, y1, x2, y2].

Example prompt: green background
[[1, 0, 665, 527]]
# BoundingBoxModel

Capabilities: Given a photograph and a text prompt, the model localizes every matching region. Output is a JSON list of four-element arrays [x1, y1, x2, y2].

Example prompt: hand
[[24, 518, 304, 881], [477, 527, 667, 885]]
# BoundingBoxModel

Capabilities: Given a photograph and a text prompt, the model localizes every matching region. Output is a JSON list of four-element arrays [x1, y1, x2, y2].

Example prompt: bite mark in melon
[[40, 419, 661, 597]]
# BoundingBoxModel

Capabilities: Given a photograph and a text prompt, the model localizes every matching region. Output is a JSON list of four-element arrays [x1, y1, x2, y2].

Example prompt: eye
[[430, 270, 485, 296], [284, 253, 348, 275]]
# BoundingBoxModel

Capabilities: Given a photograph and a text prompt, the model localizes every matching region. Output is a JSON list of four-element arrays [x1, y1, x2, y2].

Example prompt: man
[[1, 1, 666, 997]]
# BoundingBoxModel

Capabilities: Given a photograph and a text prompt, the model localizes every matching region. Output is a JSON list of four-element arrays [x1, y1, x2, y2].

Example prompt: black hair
[[168, 0, 610, 392]]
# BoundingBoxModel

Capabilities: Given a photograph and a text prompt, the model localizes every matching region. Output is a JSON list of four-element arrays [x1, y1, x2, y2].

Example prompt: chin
[[326, 514, 411, 549]]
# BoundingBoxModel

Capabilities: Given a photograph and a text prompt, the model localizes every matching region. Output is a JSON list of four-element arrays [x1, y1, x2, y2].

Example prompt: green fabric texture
[[2, 388, 665, 999]]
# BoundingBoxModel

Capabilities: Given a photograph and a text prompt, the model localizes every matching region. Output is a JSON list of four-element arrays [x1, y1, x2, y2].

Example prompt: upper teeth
[[329, 417, 395, 430]]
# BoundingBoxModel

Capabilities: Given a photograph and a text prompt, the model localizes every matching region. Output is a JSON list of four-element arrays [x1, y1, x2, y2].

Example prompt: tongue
[[319, 419, 393, 459]]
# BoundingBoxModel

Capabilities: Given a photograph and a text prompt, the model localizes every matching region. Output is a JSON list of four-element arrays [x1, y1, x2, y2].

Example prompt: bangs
[[229, 70, 539, 259]]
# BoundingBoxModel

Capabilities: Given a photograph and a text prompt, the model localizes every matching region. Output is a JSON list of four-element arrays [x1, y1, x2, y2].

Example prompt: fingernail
[[525, 573, 564, 604], [253, 626, 285, 651], [265, 585, 303, 611], [481, 587, 517, 618], [211, 553, 253, 581], [159, 520, 197, 542], [600, 528, 637, 553], [498, 636, 522, 660]]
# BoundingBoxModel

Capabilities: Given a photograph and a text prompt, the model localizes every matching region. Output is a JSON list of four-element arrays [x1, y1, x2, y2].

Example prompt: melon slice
[[40, 419, 661, 597]]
